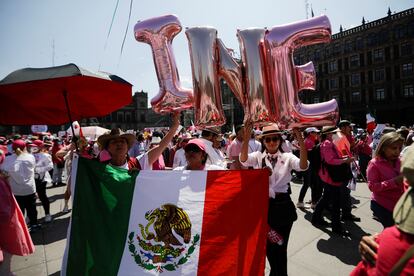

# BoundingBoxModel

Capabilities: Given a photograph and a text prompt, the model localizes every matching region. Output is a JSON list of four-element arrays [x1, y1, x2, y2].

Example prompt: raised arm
[[147, 112, 180, 166], [239, 122, 253, 163], [292, 128, 308, 170]]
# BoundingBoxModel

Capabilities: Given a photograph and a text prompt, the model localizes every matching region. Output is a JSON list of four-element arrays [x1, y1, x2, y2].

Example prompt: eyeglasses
[[264, 136, 280, 143]]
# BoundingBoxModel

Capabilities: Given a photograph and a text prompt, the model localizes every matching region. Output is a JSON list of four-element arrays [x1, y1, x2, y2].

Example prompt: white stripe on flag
[[118, 170, 208, 276], [61, 154, 79, 276]]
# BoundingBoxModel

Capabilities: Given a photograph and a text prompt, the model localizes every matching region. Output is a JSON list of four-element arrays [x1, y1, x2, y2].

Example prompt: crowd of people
[[0, 116, 413, 275]]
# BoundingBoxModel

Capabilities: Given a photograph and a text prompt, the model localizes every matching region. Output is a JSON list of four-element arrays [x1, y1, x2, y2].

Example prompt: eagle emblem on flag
[[128, 204, 200, 272]]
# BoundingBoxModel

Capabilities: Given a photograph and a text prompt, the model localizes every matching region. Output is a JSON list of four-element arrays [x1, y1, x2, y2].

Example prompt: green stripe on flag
[[66, 157, 138, 276]]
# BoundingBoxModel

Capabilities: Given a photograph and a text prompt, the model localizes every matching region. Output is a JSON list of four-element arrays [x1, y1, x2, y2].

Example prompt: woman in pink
[[311, 126, 354, 235], [367, 132, 405, 228]]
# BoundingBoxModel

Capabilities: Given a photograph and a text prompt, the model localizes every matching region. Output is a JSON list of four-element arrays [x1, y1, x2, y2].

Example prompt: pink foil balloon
[[134, 15, 193, 113], [185, 27, 226, 128], [237, 28, 272, 125], [264, 15, 339, 129]]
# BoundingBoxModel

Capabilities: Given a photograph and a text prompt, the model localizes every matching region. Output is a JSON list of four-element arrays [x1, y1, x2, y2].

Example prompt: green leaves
[[134, 255, 141, 264], [193, 234, 200, 243], [187, 246, 195, 255], [129, 243, 136, 253], [163, 264, 176, 271], [128, 231, 200, 272], [178, 257, 188, 265]]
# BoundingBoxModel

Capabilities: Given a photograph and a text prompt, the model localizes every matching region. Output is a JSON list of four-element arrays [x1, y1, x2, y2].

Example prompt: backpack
[[308, 143, 322, 172]]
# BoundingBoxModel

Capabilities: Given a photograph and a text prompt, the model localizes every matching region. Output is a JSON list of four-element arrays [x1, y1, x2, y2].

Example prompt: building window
[[313, 97, 319, 103], [403, 84, 414, 98], [328, 60, 337, 73], [350, 55, 359, 67], [329, 78, 338, 90], [402, 63, 413, 77], [356, 37, 364, 50], [374, 69, 385, 82], [350, 73, 360, 86], [351, 91, 361, 103], [375, 88, 385, 101], [373, 48, 384, 62], [314, 49, 321, 61], [401, 42, 412, 56], [125, 112, 131, 122], [117, 112, 124, 122]]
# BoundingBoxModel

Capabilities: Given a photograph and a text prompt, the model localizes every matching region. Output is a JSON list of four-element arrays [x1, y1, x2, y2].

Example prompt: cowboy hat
[[97, 128, 136, 149], [321, 125, 339, 134], [259, 124, 282, 138]]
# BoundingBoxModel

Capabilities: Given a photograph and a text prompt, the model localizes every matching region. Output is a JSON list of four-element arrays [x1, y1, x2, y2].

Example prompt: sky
[[0, 0, 413, 106]]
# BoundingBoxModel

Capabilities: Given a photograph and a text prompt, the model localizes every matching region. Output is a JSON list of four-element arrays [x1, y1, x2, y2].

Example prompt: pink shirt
[[227, 139, 247, 170], [367, 157, 404, 211], [351, 226, 414, 276], [318, 139, 344, 187], [304, 136, 316, 151]]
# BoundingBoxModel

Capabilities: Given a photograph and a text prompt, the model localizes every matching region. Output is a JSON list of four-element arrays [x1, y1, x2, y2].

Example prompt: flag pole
[[62, 90, 79, 152]]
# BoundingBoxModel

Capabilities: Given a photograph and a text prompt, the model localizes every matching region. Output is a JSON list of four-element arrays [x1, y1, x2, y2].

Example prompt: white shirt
[[172, 148, 187, 169], [0, 153, 36, 196], [199, 137, 227, 169], [248, 138, 262, 153], [33, 152, 53, 183], [240, 150, 308, 198]]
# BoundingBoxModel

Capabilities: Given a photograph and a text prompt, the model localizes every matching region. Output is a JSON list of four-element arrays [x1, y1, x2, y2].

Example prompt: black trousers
[[15, 193, 38, 226], [267, 194, 297, 276], [267, 223, 293, 276], [313, 182, 341, 229], [298, 167, 322, 204], [340, 180, 352, 216], [35, 179, 50, 215]]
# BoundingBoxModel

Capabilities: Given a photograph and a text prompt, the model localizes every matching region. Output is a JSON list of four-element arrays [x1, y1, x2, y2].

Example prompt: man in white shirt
[[172, 133, 192, 169], [199, 127, 227, 169], [0, 140, 39, 231]]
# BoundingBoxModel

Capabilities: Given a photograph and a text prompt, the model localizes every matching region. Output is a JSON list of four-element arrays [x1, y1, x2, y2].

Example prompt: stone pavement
[[11, 179, 382, 276]]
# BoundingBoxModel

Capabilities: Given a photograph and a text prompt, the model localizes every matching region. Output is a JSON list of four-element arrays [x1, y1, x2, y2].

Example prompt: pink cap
[[12, 139, 26, 151], [184, 138, 206, 152], [0, 145, 7, 164], [31, 139, 44, 148]]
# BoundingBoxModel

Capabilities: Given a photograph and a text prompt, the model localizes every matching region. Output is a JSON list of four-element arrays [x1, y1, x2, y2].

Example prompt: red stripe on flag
[[198, 170, 269, 275]]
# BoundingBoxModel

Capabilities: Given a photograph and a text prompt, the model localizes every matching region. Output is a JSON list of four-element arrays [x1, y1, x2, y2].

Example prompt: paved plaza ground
[[11, 178, 382, 276]]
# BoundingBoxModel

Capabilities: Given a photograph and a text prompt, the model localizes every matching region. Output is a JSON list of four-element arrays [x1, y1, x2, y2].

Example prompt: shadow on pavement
[[301, 208, 370, 266], [31, 215, 70, 246]]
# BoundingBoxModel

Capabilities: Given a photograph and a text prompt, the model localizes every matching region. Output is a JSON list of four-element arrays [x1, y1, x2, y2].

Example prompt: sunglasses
[[185, 146, 202, 153], [264, 136, 280, 143]]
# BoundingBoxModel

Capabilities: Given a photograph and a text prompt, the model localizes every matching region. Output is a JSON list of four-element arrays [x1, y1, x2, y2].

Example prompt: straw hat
[[321, 125, 339, 134], [259, 124, 282, 138], [97, 128, 136, 149], [393, 146, 414, 234]]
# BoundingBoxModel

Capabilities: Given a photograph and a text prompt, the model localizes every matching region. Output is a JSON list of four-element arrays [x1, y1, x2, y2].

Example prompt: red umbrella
[[0, 63, 132, 125]]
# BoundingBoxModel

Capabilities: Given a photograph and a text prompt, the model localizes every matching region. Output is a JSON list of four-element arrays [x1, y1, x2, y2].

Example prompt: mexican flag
[[62, 156, 269, 276]]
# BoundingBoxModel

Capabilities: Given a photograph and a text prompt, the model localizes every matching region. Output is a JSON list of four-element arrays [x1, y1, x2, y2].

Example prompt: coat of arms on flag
[[128, 204, 200, 272], [62, 156, 269, 275]]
